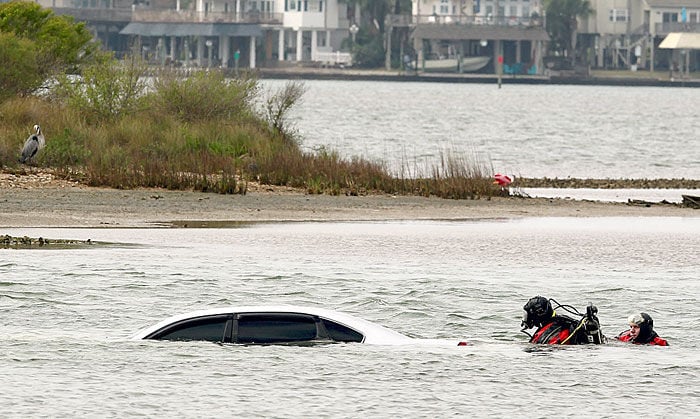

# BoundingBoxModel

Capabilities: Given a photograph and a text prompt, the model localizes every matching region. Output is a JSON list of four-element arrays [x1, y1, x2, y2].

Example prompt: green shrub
[[51, 53, 149, 122], [147, 69, 258, 123]]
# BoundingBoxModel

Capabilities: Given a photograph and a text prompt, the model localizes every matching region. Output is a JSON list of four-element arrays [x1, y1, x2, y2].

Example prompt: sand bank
[[1, 182, 695, 228]]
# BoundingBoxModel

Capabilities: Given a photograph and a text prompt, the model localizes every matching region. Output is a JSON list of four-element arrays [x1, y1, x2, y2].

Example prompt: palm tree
[[347, 0, 410, 31], [345, 0, 412, 68], [544, 0, 594, 66]]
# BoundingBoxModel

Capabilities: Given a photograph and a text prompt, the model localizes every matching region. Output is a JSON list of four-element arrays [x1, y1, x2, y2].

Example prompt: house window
[[609, 9, 628, 22], [522, 6, 529, 17], [662, 12, 678, 22], [509, 5, 517, 17], [690, 12, 698, 22], [440, 0, 449, 15]]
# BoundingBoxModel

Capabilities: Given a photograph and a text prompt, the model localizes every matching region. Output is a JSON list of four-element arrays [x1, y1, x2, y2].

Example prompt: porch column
[[414, 36, 423, 70], [197, 37, 204, 66], [516, 41, 522, 63], [535, 40, 544, 75], [250, 36, 256, 68], [311, 30, 318, 61], [221, 35, 230, 68], [184, 37, 190, 67], [170, 36, 177, 62], [296, 30, 303, 62], [650, 34, 655, 72], [235, 0, 240, 19], [494, 40, 503, 75], [278, 28, 285, 61]]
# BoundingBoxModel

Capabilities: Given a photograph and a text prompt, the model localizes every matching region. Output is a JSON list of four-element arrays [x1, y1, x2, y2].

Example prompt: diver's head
[[628, 312, 654, 343], [522, 296, 554, 329]]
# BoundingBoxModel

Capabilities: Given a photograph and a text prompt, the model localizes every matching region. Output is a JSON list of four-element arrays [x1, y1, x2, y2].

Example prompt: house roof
[[120, 22, 262, 37], [413, 24, 550, 42], [644, 0, 698, 8], [659, 32, 700, 48]]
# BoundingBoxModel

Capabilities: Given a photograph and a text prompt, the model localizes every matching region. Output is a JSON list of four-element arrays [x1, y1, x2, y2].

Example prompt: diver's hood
[[522, 296, 553, 329], [629, 312, 654, 343]]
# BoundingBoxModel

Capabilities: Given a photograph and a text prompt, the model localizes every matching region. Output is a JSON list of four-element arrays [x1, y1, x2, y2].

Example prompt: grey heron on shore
[[19, 124, 45, 164]]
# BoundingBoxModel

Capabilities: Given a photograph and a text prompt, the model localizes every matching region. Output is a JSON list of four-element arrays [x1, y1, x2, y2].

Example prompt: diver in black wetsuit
[[521, 296, 605, 345]]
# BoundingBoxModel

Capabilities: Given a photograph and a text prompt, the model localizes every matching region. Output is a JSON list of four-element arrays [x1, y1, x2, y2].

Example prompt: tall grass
[[0, 61, 502, 198]]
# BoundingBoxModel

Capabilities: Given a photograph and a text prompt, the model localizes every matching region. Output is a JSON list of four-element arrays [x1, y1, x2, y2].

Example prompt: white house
[[580, 0, 700, 71], [410, 0, 549, 74], [42, 0, 357, 69]]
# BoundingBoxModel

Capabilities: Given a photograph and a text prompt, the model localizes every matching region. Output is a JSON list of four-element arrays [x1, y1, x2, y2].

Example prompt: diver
[[617, 312, 669, 346], [520, 296, 605, 345]]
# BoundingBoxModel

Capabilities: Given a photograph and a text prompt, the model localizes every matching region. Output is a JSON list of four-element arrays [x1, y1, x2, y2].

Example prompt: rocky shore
[[1, 234, 95, 248], [2, 169, 698, 191], [516, 177, 700, 189]]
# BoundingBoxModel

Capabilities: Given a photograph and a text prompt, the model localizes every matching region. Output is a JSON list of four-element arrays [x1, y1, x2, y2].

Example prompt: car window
[[235, 313, 318, 344], [322, 319, 364, 343], [150, 315, 230, 342]]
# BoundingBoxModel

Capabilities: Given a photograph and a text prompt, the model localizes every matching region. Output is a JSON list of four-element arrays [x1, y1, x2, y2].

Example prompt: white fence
[[313, 51, 353, 67]]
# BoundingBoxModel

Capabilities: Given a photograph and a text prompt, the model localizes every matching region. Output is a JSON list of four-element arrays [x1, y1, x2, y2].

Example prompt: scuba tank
[[583, 303, 605, 344]]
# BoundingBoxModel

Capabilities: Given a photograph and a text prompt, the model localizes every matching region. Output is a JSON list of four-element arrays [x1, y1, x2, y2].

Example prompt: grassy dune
[[0, 63, 499, 198]]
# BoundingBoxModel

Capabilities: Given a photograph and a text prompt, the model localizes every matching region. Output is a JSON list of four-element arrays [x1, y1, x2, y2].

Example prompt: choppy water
[[3, 81, 699, 416], [2, 218, 699, 417], [264, 80, 700, 180]]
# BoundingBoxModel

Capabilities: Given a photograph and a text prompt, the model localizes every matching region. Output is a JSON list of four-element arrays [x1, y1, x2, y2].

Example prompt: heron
[[19, 124, 45, 164]]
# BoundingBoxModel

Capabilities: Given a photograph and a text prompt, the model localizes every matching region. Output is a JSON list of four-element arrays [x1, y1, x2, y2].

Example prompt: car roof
[[131, 305, 414, 345]]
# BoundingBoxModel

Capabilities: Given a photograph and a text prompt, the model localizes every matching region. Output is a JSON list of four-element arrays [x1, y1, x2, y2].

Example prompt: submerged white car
[[132, 305, 469, 346]]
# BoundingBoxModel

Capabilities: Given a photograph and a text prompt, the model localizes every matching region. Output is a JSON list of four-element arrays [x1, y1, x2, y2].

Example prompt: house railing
[[50, 7, 283, 24], [385, 14, 412, 27], [654, 22, 700, 35], [131, 9, 283, 24], [631, 22, 649, 36], [412, 14, 543, 27], [51, 7, 133, 22]]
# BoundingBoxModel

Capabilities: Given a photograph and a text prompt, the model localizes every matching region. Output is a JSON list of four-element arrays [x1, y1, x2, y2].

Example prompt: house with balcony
[[40, 0, 357, 69], [409, 0, 549, 74], [644, 0, 700, 71], [579, 0, 699, 72]]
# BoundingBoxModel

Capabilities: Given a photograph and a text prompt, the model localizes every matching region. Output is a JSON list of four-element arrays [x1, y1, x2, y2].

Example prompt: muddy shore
[[0, 172, 696, 228]]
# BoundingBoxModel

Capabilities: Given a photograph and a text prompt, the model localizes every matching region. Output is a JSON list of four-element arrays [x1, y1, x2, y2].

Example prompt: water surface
[[262, 80, 699, 180], [2, 218, 698, 416]]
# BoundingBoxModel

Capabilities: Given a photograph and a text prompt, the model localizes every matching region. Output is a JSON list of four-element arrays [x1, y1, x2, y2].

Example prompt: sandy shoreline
[[1, 182, 696, 228]]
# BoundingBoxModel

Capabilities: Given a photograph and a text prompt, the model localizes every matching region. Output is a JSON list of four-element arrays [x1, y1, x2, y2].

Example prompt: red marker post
[[497, 55, 503, 88]]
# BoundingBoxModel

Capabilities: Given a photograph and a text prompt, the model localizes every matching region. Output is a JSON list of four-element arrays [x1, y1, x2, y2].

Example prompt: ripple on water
[[0, 220, 698, 415]]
